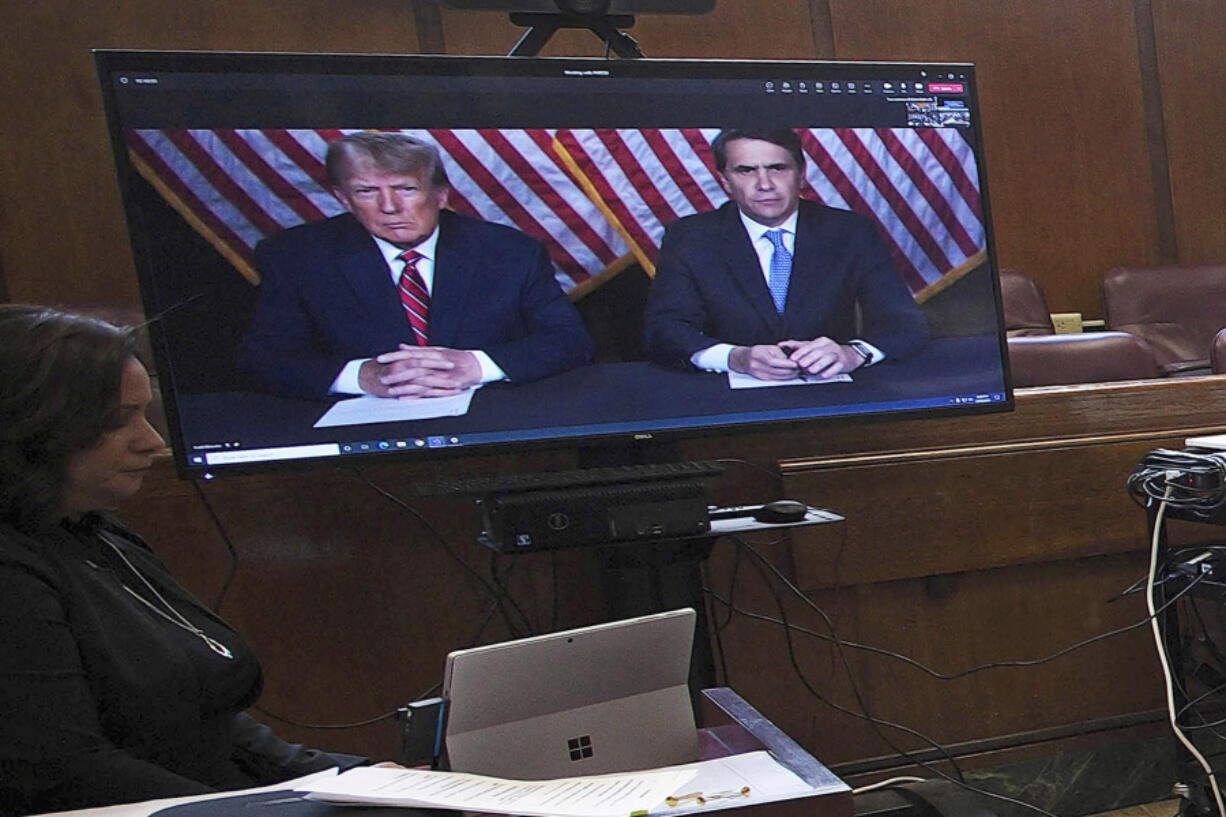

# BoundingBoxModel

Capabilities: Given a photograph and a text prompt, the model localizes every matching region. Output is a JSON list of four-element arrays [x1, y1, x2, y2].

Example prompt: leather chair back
[[1103, 264, 1226, 373], [999, 268, 1055, 336], [1213, 328, 1226, 374], [1008, 332, 1162, 387]]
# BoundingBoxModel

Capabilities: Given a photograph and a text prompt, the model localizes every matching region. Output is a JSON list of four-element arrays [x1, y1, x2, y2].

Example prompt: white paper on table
[[658, 750, 847, 814], [727, 371, 851, 389], [299, 765, 695, 817], [313, 389, 475, 428]]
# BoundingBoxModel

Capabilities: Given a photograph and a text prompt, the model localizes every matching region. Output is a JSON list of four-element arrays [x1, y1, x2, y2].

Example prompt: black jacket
[[0, 515, 362, 815]]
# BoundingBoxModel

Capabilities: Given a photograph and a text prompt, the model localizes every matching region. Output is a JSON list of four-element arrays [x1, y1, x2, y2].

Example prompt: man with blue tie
[[643, 129, 928, 381]]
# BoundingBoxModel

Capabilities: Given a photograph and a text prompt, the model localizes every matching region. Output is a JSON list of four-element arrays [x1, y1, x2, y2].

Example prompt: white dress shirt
[[330, 228, 506, 395], [690, 208, 881, 372]]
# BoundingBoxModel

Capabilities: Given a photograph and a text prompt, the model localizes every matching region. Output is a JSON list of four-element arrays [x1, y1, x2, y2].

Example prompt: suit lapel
[[781, 202, 837, 334], [333, 215, 407, 332], [719, 206, 783, 335], [425, 212, 471, 348]]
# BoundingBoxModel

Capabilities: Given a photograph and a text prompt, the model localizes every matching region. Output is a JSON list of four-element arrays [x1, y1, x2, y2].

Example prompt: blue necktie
[[765, 229, 792, 314]]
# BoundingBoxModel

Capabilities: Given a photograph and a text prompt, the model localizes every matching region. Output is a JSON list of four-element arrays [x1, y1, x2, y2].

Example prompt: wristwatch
[[848, 340, 874, 364]]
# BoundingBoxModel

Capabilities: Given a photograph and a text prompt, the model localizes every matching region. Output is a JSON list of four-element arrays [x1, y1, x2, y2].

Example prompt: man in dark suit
[[643, 129, 928, 381], [240, 132, 594, 401]]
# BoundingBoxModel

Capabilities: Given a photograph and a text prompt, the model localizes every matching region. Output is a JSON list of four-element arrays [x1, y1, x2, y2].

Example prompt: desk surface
[[34, 690, 851, 817], [172, 335, 1006, 468]]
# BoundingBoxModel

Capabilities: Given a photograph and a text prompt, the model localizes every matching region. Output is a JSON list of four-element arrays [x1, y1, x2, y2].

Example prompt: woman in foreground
[[0, 305, 366, 815]]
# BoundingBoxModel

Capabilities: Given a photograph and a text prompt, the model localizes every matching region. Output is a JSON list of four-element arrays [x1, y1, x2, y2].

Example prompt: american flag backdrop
[[126, 127, 985, 300]]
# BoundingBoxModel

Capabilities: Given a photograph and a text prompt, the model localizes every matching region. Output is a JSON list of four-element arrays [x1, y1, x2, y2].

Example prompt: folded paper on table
[[727, 371, 851, 389], [314, 390, 476, 428], [299, 765, 694, 817], [297, 751, 843, 816]]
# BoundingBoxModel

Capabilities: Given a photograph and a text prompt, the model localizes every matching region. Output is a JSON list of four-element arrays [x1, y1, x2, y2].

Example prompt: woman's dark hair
[[0, 305, 141, 530]]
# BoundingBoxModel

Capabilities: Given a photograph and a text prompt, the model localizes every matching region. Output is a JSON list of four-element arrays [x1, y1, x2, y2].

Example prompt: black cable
[[715, 543, 742, 633], [464, 596, 501, 649], [252, 703, 399, 730], [550, 551, 560, 633], [1129, 450, 1226, 516], [708, 567, 1208, 682], [729, 540, 967, 778], [712, 456, 787, 496], [489, 551, 534, 637], [251, 677, 442, 732], [190, 480, 239, 613], [700, 557, 731, 686], [354, 469, 534, 637], [732, 534, 1067, 817], [1173, 598, 1226, 742]]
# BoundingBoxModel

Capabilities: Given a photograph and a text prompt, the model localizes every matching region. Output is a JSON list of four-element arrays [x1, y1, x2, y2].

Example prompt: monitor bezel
[[95, 49, 1013, 480]]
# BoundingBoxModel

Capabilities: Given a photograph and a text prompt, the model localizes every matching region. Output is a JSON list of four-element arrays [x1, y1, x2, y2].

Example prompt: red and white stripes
[[127, 126, 983, 297]]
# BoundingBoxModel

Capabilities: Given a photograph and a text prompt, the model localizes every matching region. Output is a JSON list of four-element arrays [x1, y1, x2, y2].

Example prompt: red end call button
[[929, 83, 965, 93]]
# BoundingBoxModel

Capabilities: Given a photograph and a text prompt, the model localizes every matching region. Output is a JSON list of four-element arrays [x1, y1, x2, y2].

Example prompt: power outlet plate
[[1050, 312, 1083, 334]]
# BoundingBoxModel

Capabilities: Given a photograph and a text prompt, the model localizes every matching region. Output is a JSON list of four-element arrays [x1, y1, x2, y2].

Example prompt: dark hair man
[[643, 128, 928, 381], [241, 132, 594, 400]]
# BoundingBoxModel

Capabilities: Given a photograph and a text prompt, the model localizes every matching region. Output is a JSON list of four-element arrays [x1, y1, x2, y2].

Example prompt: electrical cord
[[707, 569, 1208, 682], [731, 534, 1063, 817], [731, 536, 967, 779], [190, 480, 239, 613], [355, 468, 534, 637], [189, 474, 452, 731], [1175, 597, 1226, 738], [489, 550, 536, 637], [852, 776, 926, 795], [252, 703, 400, 730], [1129, 450, 1226, 516], [250, 680, 441, 732], [711, 537, 1214, 815], [1147, 494, 1226, 817], [712, 456, 787, 496]]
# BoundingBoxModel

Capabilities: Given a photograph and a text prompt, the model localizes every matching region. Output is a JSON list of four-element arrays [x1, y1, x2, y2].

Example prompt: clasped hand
[[359, 344, 482, 399], [729, 338, 865, 381]]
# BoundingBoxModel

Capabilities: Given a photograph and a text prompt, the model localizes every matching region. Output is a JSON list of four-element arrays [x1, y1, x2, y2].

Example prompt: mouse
[[753, 500, 808, 524]]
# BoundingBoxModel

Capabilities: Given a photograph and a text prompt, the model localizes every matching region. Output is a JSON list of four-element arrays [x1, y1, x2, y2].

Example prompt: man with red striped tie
[[240, 133, 593, 401], [643, 129, 927, 382]]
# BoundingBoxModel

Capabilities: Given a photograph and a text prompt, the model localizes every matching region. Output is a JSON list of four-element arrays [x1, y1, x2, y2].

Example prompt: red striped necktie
[[397, 250, 429, 346]]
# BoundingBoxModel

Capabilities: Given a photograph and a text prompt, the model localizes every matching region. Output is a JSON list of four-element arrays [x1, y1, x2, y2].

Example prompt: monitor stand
[[432, 445, 842, 699], [507, 11, 645, 57]]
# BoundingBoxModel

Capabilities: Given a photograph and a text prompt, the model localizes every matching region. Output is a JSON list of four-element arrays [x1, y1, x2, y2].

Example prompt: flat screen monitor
[[95, 51, 1012, 479]]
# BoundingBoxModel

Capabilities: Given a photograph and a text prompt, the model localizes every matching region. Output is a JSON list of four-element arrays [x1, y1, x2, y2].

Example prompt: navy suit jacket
[[643, 200, 929, 370], [240, 211, 594, 400]]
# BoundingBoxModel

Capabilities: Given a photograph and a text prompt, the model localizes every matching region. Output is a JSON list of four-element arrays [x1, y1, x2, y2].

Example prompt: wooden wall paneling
[[109, 376, 1226, 765], [412, 0, 448, 53], [687, 377, 1226, 471], [704, 541, 1164, 766], [780, 436, 1226, 591], [692, 378, 1226, 765], [1151, 0, 1226, 263], [0, 0, 424, 310], [118, 460, 605, 760], [827, 0, 1159, 319], [1132, 0, 1179, 264], [436, 0, 819, 58]]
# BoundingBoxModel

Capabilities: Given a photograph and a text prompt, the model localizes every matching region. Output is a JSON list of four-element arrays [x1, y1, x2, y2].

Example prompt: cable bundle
[[1129, 449, 1226, 517]]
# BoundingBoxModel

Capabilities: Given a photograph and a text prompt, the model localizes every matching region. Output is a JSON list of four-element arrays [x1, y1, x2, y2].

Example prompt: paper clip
[[702, 787, 751, 802], [665, 791, 705, 807]]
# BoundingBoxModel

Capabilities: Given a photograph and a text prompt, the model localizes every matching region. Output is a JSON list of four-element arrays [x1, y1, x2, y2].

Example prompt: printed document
[[300, 766, 693, 817], [313, 389, 475, 428], [297, 751, 842, 815], [728, 371, 851, 389]]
